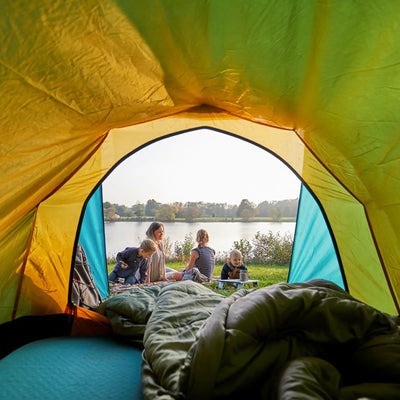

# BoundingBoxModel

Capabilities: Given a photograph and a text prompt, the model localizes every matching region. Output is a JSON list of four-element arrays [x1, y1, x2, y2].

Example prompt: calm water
[[104, 221, 296, 258]]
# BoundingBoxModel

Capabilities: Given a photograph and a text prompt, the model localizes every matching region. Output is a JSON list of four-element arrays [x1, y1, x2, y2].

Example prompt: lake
[[104, 221, 296, 258]]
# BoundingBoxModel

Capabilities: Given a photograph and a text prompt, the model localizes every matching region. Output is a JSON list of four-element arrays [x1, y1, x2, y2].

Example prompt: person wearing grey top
[[183, 229, 215, 281]]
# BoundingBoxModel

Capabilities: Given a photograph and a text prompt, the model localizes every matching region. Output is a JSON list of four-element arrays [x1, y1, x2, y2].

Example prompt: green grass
[[208, 263, 289, 296], [107, 261, 289, 297], [166, 262, 289, 296]]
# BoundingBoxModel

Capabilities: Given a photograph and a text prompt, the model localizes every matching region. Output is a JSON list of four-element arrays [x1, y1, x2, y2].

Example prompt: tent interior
[[1, 1, 400, 399]]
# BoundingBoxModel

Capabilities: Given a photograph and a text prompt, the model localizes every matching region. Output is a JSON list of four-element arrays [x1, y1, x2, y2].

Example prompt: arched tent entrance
[[4, 112, 395, 328], [1, 1, 400, 327], [78, 127, 344, 300]]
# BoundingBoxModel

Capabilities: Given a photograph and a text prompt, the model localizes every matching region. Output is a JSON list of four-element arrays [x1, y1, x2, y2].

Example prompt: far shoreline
[[105, 217, 296, 223]]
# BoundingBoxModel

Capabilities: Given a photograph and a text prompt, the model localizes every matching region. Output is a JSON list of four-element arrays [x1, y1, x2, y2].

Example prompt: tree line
[[103, 198, 299, 222]]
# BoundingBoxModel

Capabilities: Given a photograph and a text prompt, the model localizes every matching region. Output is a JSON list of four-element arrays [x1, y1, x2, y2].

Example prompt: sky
[[102, 128, 301, 206]]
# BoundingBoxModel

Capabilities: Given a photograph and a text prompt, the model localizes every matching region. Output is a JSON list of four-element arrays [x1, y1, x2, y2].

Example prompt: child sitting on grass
[[108, 239, 157, 284], [182, 229, 215, 282], [167, 229, 214, 283], [221, 249, 249, 279]]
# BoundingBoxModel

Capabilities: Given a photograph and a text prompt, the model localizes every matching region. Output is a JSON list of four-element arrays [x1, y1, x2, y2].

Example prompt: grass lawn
[[107, 261, 289, 297], [167, 262, 289, 296]]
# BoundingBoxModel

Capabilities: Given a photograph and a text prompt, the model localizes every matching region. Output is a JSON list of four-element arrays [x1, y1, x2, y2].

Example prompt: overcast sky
[[102, 128, 301, 206]]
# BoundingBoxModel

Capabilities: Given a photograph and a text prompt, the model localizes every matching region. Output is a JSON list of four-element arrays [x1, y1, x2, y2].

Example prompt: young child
[[182, 229, 215, 282], [108, 239, 157, 284], [221, 249, 249, 279]]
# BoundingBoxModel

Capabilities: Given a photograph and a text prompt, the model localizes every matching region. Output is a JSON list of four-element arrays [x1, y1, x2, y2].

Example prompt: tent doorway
[[75, 128, 343, 300]]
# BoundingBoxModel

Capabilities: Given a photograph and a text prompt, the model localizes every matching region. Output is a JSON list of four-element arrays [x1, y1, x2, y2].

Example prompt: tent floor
[[0, 336, 143, 399]]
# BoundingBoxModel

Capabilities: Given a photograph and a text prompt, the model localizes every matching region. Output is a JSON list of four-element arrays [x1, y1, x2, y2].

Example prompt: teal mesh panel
[[289, 185, 344, 289], [78, 186, 108, 298]]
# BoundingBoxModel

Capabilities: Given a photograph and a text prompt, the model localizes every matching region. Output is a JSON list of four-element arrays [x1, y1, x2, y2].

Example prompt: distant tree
[[208, 202, 230, 218], [281, 198, 299, 218], [237, 199, 257, 220], [257, 201, 271, 217], [103, 202, 117, 219], [134, 202, 145, 218], [258, 199, 299, 219], [226, 204, 238, 218], [171, 202, 184, 218], [155, 205, 175, 221], [184, 206, 202, 222], [145, 199, 160, 216], [175, 208, 185, 219], [115, 204, 134, 217], [268, 207, 282, 222]]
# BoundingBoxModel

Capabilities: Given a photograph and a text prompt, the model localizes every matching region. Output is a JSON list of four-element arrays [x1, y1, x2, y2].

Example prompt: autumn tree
[[155, 205, 176, 221]]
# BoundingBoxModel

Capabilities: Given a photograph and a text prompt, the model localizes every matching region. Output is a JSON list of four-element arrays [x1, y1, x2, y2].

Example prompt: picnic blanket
[[97, 280, 400, 399]]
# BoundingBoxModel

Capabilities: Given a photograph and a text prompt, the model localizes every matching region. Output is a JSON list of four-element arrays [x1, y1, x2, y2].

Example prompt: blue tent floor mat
[[0, 336, 143, 399]]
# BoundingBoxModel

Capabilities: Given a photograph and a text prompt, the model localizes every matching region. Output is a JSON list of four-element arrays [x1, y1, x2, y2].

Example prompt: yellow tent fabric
[[1, 0, 400, 324]]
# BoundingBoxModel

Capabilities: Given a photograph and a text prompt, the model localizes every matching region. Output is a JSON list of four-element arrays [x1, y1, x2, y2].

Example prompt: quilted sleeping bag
[[97, 280, 400, 399]]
